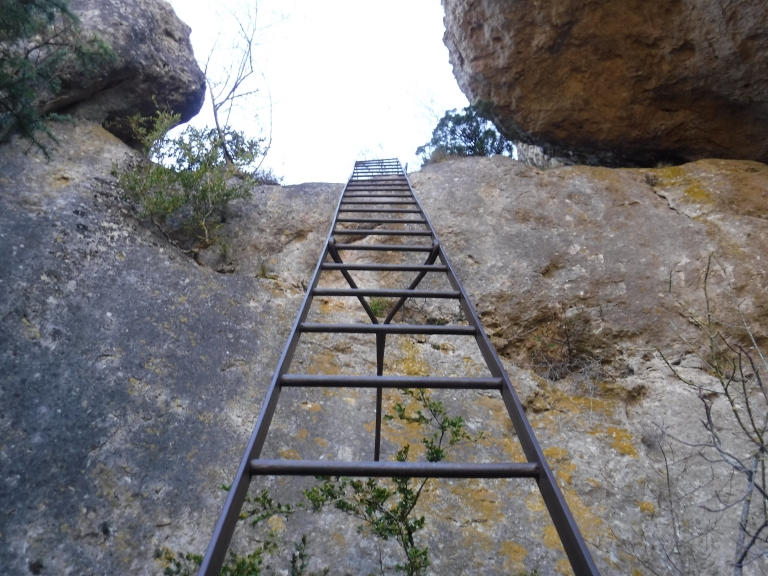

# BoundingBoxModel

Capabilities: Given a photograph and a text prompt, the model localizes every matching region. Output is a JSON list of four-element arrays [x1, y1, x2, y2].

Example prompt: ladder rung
[[332, 230, 432, 236], [312, 288, 460, 298], [346, 185, 410, 188], [344, 194, 413, 198], [322, 263, 446, 271], [341, 200, 417, 205], [333, 244, 434, 252], [299, 323, 477, 335], [250, 460, 538, 478], [338, 208, 422, 213], [280, 374, 503, 390], [336, 218, 426, 224]]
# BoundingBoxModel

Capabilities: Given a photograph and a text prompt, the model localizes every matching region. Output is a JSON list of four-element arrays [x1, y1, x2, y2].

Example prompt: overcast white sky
[[166, 0, 468, 184]]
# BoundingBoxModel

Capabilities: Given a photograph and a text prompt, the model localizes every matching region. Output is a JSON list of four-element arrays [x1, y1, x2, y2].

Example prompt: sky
[[166, 1, 469, 184]]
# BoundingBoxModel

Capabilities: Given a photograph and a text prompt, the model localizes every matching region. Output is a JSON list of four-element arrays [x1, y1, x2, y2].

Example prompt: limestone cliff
[[2, 121, 767, 574], [39, 0, 206, 143], [2, 2, 768, 574], [442, 0, 768, 166]]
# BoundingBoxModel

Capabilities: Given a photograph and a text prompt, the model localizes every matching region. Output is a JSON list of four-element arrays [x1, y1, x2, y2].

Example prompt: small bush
[[368, 297, 393, 318], [117, 110, 279, 257]]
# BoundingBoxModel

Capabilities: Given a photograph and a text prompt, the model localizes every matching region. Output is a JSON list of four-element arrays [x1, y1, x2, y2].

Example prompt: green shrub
[[117, 109, 279, 255], [368, 297, 393, 318], [241, 388, 483, 576], [0, 0, 116, 154]]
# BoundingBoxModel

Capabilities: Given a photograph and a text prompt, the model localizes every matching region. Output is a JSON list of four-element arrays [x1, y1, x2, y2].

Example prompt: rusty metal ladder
[[198, 159, 600, 575]]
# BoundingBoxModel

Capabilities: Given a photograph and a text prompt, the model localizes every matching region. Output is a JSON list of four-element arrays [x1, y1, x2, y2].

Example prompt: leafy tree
[[0, 0, 116, 154], [415, 104, 512, 166]]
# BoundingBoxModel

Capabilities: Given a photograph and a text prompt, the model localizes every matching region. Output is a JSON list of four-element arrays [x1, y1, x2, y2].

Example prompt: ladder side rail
[[400, 167, 600, 576], [197, 175, 352, 576]]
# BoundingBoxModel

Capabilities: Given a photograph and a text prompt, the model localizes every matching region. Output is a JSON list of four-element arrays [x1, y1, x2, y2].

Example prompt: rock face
[[412, 156, 768, 364], [0, 123, 340, 575], [3, 122, 768, 574], [443, 0, 768, 166], [39, 0, 206, 142]]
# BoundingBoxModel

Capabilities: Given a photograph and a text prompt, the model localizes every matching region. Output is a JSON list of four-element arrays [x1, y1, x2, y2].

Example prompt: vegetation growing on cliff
[[655, 255, 768, 576], [416, 104, 513, 167], [235, 388, 483, 576], [161, 389, 483, 576], [116, 108, 281, 264], [0, 0, 115, 153]]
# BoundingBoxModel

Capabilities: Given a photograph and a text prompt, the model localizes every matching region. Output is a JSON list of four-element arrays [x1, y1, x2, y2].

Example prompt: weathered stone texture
[[411, 156, 768, 363], [39, 0, 206, 142], [0, 123, 339, 575], [2, 123, 768, 574], [443, 0, 768, 166]]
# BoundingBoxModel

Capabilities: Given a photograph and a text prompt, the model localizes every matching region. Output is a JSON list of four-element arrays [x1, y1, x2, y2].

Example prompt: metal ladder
[[198, 159, 599, 575]]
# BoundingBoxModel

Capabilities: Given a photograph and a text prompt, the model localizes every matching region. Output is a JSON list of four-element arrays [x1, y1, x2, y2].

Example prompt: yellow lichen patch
[[300, 401, 322, 412], [544, 446, 569, 461], [445, 480, 503, 526], [21, 318, 40, 340], [306, 349, 343, 376], [459, 526, 497, 554], [279, 449, 300, 460], [525, 491, 545, 513], [475, 394, 516, 433], [267, 516, 286, 533], [331, 532, 345, 546], [653, 164, 686, 183], [568, 393, 617, 416], [127, 377, 148, 396], [499, 540, 528, 574], [143, 357, 170, 376], [542, 447, 578, 484], [294, 429, 308, 441], [683, 182, 712, 203], [637, 501, 655, 515], [589, 426, 639, 458], [318, 297, 346, 315], [527, 380, 621, 426], [89, 462, 122, 507], [543, 524, 564, 552], [556, 558, 575, 576], [561, 485, 613, 545], [363, 420, 375, 433], [478, 434, 527, 463], [314, 437, 328, 448], [387, 338, 431, 376]]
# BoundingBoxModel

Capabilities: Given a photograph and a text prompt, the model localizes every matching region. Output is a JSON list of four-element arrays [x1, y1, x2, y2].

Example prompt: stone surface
[[411, 156, 768, 365], [2, 124, 768, 575], [0, 123, 339, 575], [443, 0, 768, 166], [39, 0, 206, 142]]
